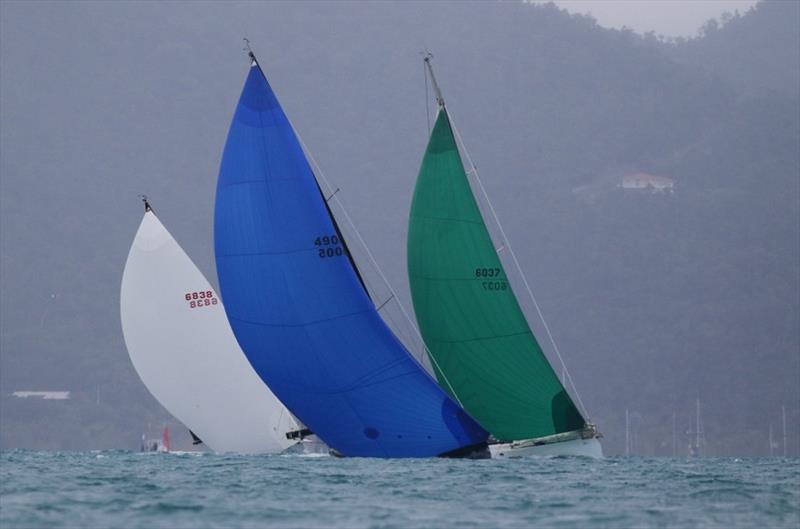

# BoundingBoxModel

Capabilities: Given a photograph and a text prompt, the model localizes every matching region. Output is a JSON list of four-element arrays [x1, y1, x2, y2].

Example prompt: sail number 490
[[315, 235, 343, 258]]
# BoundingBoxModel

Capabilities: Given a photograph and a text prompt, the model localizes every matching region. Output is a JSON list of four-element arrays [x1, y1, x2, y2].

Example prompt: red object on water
[[162, 426, 171, 452]]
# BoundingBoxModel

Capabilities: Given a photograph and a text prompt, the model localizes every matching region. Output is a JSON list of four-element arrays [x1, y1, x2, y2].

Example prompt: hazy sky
[[531, 0, 759, 36]]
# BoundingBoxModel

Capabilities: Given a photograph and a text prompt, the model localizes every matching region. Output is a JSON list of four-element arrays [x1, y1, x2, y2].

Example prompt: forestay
[[213, 58, 488, 458], [120, 210, 299, 453]]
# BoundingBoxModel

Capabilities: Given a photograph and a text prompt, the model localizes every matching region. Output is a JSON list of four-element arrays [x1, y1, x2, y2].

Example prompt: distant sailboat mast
[[625, 408, 630, 456], [769, 423, 775, 457], [692, 398, 706, 457], [783, 405, 787, 458], [672, 411, 677, 457], [696, 399, 701, 457]]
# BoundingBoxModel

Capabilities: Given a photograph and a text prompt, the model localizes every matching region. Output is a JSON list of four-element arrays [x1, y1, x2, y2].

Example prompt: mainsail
[[407, 62, 585, 442], [213, 55, 488, 457], [120, 208, 299, 453]]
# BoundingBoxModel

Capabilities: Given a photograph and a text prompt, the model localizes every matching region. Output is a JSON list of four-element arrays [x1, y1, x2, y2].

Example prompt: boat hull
[[490, 437, 603, 458], [282, 435, 329, 456]]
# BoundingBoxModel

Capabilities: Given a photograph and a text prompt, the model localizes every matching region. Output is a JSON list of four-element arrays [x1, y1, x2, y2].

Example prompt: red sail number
[[184, 291, 217, 309]]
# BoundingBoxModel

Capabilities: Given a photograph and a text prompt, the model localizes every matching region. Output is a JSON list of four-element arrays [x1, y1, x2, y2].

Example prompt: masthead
[[139, 194, 152, 212], [423, 52, 445, 108], [243, 37, 257, 64]]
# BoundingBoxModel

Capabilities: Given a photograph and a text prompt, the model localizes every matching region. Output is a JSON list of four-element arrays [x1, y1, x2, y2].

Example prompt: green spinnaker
[[407, 110, 584, 441]]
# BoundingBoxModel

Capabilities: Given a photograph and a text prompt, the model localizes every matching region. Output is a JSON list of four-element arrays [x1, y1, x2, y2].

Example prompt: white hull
[[298, 436, 330, 456], [282, 435, 329, 456], [490, 437, 603, 458]]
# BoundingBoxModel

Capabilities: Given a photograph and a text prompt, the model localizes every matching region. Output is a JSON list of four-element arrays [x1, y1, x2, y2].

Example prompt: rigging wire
[[423, 55, 431, 134]]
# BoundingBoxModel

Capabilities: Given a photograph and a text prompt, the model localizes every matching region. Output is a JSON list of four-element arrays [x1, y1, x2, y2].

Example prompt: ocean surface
[[1, 451, 798, 529]]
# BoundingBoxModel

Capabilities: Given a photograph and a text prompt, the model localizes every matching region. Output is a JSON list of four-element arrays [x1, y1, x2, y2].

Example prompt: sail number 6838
[[184, 290, 218, 308]]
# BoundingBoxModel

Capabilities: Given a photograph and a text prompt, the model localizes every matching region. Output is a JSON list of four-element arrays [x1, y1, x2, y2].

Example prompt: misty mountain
[[1, 0, 797, 456], [667, 0, 800, 98]]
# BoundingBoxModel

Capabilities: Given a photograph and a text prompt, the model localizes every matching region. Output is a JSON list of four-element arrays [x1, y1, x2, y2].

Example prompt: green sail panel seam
[[426, 330, 533, 345]]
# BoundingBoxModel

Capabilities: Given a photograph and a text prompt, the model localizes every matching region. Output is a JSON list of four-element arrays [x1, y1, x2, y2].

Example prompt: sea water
[[1, 451, 798, 528]]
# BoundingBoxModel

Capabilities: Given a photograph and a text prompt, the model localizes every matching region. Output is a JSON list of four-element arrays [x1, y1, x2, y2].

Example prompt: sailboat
[[407, 56, 602, 458], [213, 49, 489, 458], [688, 398, 705, 457], [121, 200, 302, 454]]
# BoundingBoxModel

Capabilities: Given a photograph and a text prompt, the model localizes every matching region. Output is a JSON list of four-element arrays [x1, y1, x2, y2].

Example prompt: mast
[[695, 399, 700, 457], [783, 405, 787, 457], [423, 54, 445, 108], [769, 423, 775, 457], [243, 37, 257, 66], [139, 194, 152, 212], [625, 408, 630, 456], [695, 398, 702, 457], [672, 411, 676, 457]]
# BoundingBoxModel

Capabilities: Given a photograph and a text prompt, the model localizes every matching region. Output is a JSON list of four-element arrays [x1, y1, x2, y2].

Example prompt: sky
[[531, 0, 760, 37]]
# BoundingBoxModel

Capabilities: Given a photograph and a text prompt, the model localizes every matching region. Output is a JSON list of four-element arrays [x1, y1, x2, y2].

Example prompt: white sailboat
[[120, 200, 309, 454]]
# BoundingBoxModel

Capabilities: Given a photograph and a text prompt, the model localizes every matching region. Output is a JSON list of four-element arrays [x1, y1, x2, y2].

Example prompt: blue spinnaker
[[214, 60, 488, 457]]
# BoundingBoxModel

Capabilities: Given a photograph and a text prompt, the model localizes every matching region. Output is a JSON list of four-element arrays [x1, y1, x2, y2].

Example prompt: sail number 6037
[[475, 267, 501, 278], [475, 267, 506, 291]]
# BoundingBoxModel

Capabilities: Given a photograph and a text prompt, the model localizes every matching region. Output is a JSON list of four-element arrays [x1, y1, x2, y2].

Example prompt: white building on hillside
[[12, 391, 71, 400], [620, 172, 674, 193]]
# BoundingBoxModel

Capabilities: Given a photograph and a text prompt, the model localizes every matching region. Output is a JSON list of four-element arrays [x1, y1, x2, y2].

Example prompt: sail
[[407, 109, 585, 441], [213, 59, 488, 458], [120, 210, 299, 453]]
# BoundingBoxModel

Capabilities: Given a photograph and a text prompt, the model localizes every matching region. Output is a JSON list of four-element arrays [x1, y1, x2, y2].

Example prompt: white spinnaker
[[120, 210, 298, 453]]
